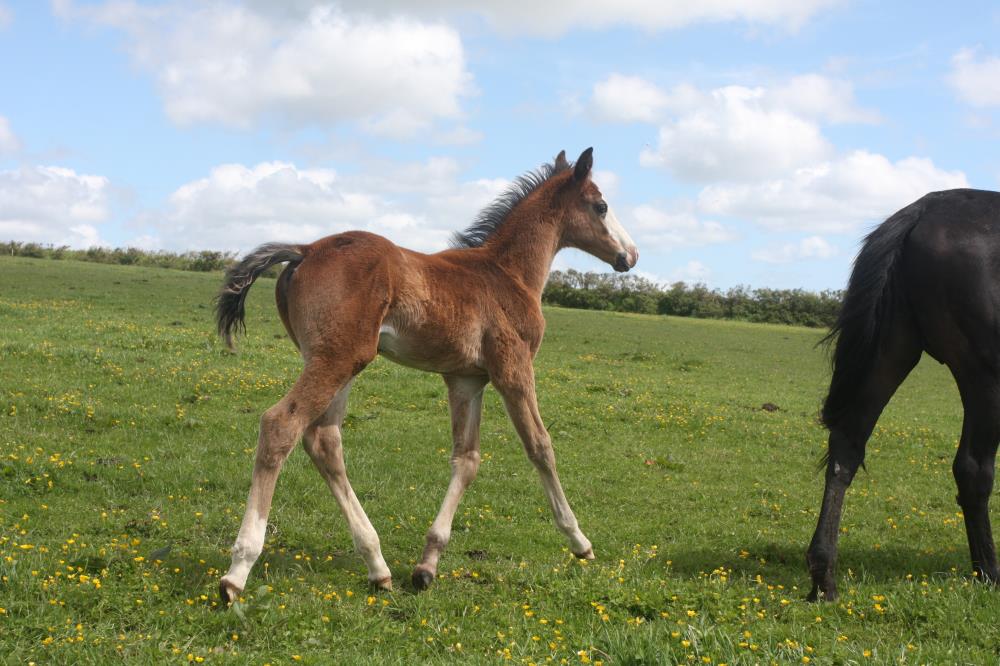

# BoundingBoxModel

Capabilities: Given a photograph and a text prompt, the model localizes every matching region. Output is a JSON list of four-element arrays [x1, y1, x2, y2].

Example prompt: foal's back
[[276, 230, 544, 375]]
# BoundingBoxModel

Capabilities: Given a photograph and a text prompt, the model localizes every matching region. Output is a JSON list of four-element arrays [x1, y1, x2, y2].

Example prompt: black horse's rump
[[820, 196, 926, 428], [808, 188, 1000, 601]]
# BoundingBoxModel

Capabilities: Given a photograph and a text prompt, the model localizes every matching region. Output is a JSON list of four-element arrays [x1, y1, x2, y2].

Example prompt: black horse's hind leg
[[807, 330, 920, 601], [952, 372, 1000, 583]]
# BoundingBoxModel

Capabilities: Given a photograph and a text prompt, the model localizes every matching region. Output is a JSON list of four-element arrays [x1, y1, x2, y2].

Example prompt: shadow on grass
[[660, 541, 971, 591]]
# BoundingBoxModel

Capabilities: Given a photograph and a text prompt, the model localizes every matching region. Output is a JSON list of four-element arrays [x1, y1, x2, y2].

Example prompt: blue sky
[[1, 1, 999, 290]]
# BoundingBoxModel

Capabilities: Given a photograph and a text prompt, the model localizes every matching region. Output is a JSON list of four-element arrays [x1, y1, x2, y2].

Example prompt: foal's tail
[[215, 243, 305, 350], [820, 199, 926, 429]]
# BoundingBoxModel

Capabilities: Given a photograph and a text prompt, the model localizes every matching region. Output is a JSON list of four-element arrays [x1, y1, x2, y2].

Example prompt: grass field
[[1, 256, 995, 664]]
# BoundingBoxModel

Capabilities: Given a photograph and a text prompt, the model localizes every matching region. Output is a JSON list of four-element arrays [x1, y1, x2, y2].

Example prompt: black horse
[[807, 188, 1000, 601]]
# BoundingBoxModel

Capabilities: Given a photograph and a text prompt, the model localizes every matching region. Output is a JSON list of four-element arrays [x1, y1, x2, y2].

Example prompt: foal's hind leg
[[412, 375, 489, 590], [302, 379, 392, 589], [807, 334, 920, 601], [219, 357, 359, 604], [952, 370, 1000, 582]]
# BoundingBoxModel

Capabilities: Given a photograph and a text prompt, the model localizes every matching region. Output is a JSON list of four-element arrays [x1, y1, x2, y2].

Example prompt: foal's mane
[[450, 157, 571, 249]]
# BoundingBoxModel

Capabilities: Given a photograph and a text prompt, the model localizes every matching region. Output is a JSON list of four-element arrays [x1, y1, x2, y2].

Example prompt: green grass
[[0, 256, 992, 664]]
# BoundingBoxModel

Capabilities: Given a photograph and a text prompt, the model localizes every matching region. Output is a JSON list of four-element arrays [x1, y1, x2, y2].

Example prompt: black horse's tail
[[820, 198, 927, 429], [216, 243, 305, 350]]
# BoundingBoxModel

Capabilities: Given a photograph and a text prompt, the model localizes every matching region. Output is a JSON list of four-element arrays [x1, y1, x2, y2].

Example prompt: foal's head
[[556, 148, 638, 273]]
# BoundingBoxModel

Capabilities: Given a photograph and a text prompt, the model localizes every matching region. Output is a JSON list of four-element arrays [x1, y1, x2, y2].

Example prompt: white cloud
[[698, 150, 969, 233], [424, 178, 509, 226], [0, 116, 20, 155], [0, 4, 11, 30], [591, 75, 694, 123], [146, 159, 512, 254], [609, 73, 962, 236], [640, 86, 833, 182], [630, 205, 737, 250], [56, 1, 471, 134], [752, 235, 837, 263], [0, 165, 110, 247], [158, 161, 377, 251], [321, 0, 843, 36], [592, 169, 619, 198], [949, 48, 1000, 107], [592, 73, 875, 126], [668, 260, 711, 284], [769, 74, 880, 124]]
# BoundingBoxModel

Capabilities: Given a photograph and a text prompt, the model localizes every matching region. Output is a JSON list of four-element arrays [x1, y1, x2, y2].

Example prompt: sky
[[1, 1, 999, 291]]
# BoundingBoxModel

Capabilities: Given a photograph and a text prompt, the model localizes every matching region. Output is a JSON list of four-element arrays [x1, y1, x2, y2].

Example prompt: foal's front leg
[[494, 371, 594, 560], [412, 375, 489, 590]]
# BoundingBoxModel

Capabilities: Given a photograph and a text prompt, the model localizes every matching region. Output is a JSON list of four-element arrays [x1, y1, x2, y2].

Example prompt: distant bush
[[544, 269, 842, 328], [1, 241, 238, 273]]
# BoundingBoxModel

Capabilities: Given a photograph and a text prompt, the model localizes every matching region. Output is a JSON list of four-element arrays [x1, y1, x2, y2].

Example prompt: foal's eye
[[593, 201, 608, 216]]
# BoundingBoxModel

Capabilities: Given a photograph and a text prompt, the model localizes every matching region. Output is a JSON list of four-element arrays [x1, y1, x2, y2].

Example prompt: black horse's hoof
[[806, 582, 838, 603], [411, 567, 435, 591]]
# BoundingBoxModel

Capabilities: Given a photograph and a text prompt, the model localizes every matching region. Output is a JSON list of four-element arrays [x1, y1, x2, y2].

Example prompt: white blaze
[[605, 206, 636, 252]]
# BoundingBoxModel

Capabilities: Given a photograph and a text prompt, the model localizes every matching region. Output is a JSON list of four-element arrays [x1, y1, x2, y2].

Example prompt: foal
[[215, 148, 638, 602]]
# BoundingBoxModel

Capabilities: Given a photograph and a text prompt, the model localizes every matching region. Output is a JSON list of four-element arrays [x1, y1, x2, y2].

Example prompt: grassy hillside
[[1, 256, 991, 664]]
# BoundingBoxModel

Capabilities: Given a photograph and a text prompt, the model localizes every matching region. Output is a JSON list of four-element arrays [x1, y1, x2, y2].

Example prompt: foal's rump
[[217, 231, 400, 353], [275, 231, 400, 356]]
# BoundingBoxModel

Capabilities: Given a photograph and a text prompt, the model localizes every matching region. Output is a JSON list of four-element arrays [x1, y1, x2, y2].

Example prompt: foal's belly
[[377, 324, 483, 375]]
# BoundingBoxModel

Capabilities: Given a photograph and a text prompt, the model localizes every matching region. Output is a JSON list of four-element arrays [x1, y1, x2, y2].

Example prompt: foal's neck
[[487, 203, 562, 298]]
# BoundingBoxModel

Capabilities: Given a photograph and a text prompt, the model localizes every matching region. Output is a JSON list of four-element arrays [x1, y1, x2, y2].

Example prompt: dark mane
[[450, 158, 570, 249]]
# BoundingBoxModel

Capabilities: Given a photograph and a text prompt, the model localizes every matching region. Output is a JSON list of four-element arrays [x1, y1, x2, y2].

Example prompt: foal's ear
[[573, 147, 593, 183], [554, 150, 569, 170]]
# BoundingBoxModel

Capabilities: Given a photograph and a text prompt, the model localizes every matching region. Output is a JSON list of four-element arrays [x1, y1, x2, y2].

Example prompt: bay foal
[[215, 148, 638, 602]]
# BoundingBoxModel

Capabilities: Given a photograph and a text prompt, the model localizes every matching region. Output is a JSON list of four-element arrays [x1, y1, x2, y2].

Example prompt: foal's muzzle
[[613, 247, 639, 273]]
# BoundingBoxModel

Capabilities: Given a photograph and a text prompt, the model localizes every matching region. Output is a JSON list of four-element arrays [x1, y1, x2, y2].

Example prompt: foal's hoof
[[573, 548, 595, 561], [219, 579, 242, 606], [411, 567, 436, 591], [370, 576, 393, 592]]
